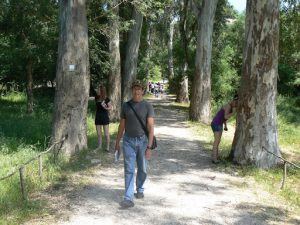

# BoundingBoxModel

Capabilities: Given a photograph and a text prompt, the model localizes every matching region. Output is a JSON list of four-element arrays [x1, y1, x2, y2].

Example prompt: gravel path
[[29, 96, 300, 225]]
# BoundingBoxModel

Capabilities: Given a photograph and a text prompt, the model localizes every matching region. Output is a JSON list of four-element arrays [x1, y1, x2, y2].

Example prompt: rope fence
[[262, 146, 300, 189], [0, 138, 65, 200]]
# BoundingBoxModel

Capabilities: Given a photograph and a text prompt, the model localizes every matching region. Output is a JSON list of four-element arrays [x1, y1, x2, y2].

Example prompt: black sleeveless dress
[[95, 97, 110, 125]]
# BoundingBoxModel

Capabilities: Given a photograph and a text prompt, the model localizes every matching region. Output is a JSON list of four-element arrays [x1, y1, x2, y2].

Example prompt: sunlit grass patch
[[0, 92, 52, 146], [1, 91, 26, 102], [171, 101, 189, 109], [277, 95, 300, 156], [0, 92, 118, 223], [187, 99, 300, 209], [0, 141, 39, 177], [189, 119, 300, 208], [239, 165, 300, 209], [0, 92, 65, 223], [0, 154, 65, 224]]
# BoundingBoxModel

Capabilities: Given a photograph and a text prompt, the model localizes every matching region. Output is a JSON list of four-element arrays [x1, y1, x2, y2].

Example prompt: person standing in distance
[[211, 95, 238, 163], [115, 79, 155, 208], [95, 85, 112, 151]]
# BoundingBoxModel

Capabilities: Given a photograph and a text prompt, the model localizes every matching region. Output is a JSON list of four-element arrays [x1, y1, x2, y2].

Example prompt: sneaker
[[134, 192, 144, 199], [119, 199, 134, 208]]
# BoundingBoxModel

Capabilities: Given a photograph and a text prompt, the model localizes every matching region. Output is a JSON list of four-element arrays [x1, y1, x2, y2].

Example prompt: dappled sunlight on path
[[27, 96, 300, 225]]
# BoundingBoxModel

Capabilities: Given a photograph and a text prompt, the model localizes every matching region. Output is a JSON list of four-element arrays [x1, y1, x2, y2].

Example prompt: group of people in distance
[[148, 81, 164, 97], [93, 79, 238, 208]]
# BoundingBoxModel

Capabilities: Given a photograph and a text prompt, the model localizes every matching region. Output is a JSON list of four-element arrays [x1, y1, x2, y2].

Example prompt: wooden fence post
[[0, 139, 65, 201], [281, 161, 287, 189], [19, 166, 26, 200], [38, 155, 43, 180]]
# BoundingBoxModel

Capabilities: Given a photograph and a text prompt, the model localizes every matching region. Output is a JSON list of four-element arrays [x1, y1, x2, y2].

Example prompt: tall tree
[[51, 0, 90, 157], [108, 0, 122, 122], [0, 0, 58, 113], [87, 0, 110, 87], [25, 58, 33, 113], [211, 0, 242, 104], [176, 0, 190, 103], [278, 1, 300, 95], [145, 20, 153, 82], [122, 6, 143, 101], [165, 3, 175, 79], [189, 0, 218, 123], [230, 0, 280, 168]]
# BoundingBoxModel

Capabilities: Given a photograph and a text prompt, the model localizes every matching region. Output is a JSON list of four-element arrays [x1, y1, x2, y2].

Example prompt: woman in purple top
[[211, 95, 238, 163]]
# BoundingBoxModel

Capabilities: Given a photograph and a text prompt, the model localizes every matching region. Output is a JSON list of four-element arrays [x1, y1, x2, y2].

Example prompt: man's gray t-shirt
[[121, 100, 154, 138]]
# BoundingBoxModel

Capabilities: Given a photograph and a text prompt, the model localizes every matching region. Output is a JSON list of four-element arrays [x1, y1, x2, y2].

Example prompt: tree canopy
[[0, 0, 299, 166]]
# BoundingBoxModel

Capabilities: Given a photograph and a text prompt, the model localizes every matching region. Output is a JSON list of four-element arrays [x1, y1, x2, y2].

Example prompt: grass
[[166, 95, 300, 210], [0, 90, 119, 224], [0, 90, 63, 224], [277, 95, 300, 156], [0, 90, 299, 223], [181, 95, 300, 210]]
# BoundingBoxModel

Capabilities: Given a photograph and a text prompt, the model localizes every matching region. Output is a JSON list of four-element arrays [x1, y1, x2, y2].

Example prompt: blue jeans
[[123, 134, 148, 201]]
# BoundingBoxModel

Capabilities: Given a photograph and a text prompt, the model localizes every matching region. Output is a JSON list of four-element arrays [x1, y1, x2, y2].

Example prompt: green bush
[[278, 64, 298, 96]]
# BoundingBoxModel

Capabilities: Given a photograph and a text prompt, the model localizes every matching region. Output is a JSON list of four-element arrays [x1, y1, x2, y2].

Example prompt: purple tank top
[[212, 108, 225, 125]]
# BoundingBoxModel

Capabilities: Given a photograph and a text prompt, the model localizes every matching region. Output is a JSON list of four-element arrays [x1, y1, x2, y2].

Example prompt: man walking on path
[[115, 79, 155, 208]]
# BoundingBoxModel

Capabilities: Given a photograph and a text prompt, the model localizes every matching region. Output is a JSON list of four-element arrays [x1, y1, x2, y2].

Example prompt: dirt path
[[27, 96, 300, 225]]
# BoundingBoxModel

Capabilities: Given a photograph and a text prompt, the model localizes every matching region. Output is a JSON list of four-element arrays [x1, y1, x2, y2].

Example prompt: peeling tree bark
[[145, 21, 152, 83], [189, 0, 218, 123], [166, 5, 174, 80], [51, 0, 90, 157], [176, 0, 190, 103], [108, 0, 121, 122], [230, 0, 280, 168], [122, 7, 143, 102]]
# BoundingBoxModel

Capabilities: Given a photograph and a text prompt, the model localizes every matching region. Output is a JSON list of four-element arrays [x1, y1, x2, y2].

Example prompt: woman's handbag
[[127, 102, 157, 150]]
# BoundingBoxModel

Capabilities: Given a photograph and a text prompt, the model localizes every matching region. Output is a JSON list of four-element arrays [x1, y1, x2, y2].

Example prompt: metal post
[[19, 166, 26, 200]]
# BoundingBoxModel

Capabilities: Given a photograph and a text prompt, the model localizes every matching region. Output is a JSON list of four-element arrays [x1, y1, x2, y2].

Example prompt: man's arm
[[146, 117, 155, 147], [224, 105, 236, 120], [145, 117, 154, 159], [224, 120, 228, 131], [115, 119, 125, 151]]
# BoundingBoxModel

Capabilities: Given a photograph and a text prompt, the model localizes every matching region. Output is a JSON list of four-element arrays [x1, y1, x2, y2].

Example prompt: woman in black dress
[[95, 85, 112, 151]]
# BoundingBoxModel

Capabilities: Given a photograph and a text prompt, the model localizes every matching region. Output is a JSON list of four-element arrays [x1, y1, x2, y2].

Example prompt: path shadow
[[233, 203, 300, 225], [46, 96, 298, 225]]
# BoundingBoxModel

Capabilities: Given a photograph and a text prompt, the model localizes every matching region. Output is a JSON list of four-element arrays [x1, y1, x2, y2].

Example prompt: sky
[[228, 0, 246, 13]]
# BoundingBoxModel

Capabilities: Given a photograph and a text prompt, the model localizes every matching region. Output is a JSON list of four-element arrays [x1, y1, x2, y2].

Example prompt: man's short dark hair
[[131, 79, 145, 89]]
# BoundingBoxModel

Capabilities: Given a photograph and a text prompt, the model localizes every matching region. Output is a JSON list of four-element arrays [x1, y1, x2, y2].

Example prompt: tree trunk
[[176, 64, 189, 103], [166, 5, 174, 80], [146, 21, 152, 86], [189, 0, 218, 123], [51, 0, 90, 157], [108, 0, 121, 122], [176, 0, 189, 103], [122, 7, 143, 102], [230, 0, 280, 168], [26, 58, 33, 114]]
